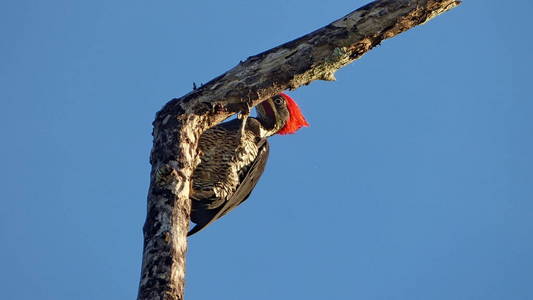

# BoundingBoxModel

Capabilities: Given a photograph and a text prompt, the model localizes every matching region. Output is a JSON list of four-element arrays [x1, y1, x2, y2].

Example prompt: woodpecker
[[188, 93, 309, 236]]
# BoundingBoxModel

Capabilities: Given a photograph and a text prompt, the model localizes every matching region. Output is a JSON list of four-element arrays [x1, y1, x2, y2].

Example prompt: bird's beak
[[256, 98, 277, 132], [257, 99, 275, 119]]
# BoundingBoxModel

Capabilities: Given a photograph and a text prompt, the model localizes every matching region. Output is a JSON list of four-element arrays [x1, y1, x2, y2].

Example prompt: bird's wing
[[188, 139, 270, 236]]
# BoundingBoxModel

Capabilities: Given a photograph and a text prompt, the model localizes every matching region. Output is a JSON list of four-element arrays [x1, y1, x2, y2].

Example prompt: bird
[[188, 93, 309, 236]]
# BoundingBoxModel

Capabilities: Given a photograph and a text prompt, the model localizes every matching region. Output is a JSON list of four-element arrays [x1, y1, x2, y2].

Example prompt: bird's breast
[[191, 126, 259, 202]]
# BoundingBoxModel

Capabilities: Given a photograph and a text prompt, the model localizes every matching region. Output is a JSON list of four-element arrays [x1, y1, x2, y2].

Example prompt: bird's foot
[[238, 102, 251, 141]]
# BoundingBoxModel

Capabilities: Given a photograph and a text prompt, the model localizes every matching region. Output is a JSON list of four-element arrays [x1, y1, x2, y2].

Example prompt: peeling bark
[[137, 1, 460, 299]]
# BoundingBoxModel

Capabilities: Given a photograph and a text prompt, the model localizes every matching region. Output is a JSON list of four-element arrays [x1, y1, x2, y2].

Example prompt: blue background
[[1, 0, 531, 299]]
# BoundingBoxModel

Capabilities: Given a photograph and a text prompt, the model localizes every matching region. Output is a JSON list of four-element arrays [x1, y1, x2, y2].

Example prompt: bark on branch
[[137, 1, 460, 299]]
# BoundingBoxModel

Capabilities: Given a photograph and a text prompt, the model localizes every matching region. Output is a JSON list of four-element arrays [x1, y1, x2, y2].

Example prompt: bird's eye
[[274, 97, 283, 105]]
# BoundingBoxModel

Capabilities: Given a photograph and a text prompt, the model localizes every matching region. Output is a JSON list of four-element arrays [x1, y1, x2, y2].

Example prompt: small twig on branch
[[137, 1, 461, 299]]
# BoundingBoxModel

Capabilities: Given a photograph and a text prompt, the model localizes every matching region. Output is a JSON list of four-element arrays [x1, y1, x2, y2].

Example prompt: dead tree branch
[[137, 1, 461, 299]]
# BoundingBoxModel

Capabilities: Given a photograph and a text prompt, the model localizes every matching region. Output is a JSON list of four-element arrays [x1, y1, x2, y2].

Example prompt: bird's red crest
[[277, 93, 309, 135]]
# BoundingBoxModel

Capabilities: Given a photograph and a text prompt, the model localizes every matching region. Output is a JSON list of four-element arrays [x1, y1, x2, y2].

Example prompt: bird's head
[[256, 93, 309, 137]]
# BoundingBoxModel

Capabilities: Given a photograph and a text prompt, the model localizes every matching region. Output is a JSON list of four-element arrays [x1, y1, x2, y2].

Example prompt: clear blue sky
[[1, 0, 531, 299]]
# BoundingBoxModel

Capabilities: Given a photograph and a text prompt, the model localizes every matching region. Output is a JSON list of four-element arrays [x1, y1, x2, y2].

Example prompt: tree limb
[[136, 1, 460, 299]]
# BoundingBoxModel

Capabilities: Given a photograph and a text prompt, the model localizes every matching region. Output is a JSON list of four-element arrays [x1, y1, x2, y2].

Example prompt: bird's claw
[[238, 102, 252, 140]]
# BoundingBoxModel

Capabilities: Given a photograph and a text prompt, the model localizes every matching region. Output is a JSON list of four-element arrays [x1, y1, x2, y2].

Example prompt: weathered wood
[[137, 1, 460, 299]]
